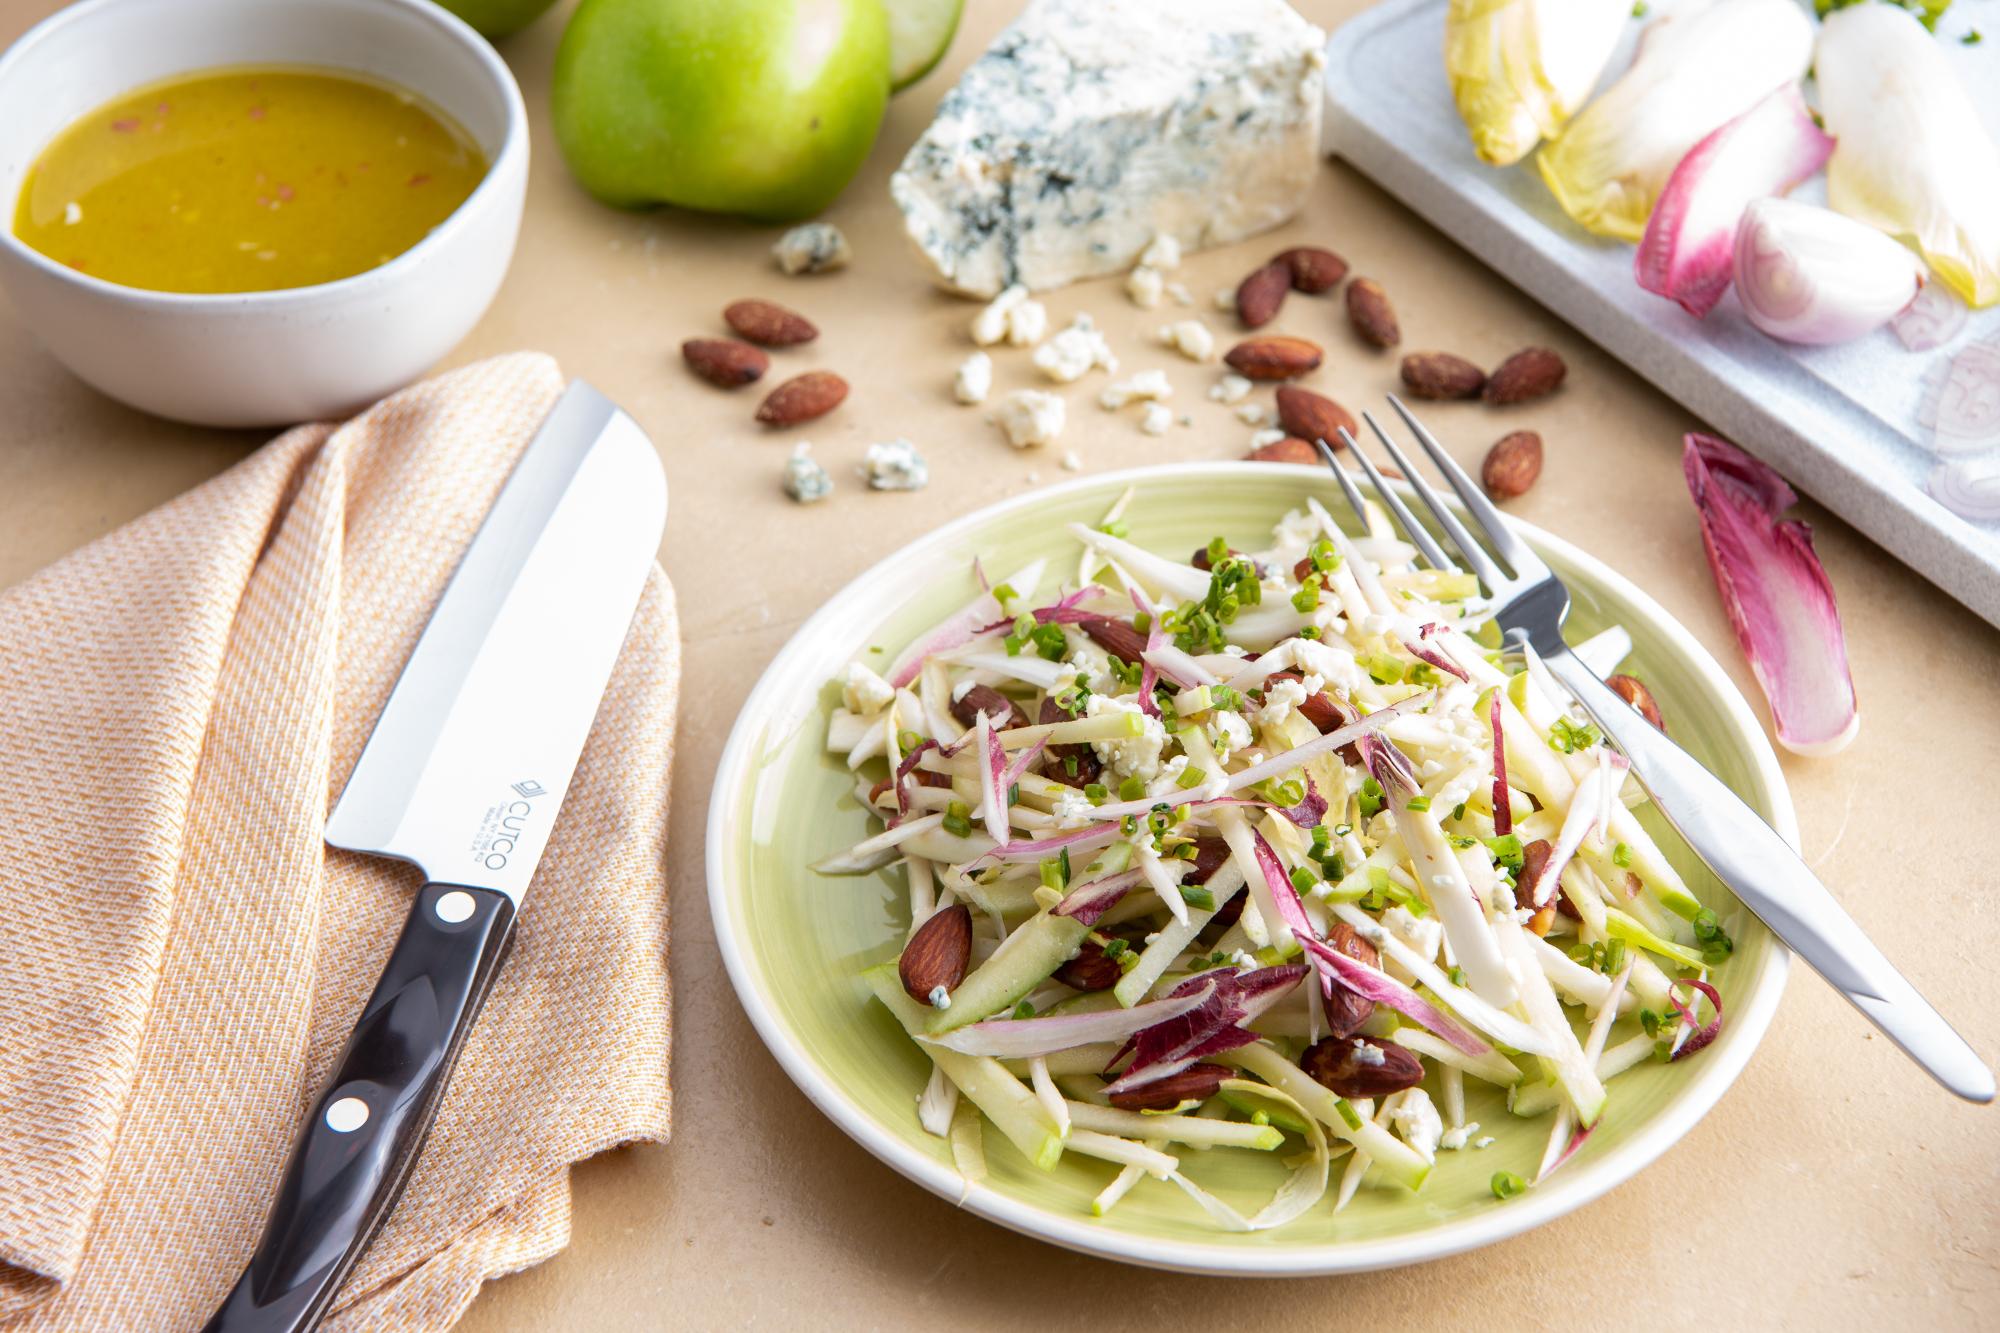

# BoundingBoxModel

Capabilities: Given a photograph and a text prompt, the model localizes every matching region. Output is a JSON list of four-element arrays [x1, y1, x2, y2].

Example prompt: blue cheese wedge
[[891, 0, 1327, 297]]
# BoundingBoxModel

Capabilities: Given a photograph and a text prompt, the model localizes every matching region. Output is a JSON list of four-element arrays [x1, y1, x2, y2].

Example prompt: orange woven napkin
[[0, 352, 677, 1331]]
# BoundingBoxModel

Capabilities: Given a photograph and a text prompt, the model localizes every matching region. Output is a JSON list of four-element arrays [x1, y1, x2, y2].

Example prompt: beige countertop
[[1, 0, 1994, 1326]]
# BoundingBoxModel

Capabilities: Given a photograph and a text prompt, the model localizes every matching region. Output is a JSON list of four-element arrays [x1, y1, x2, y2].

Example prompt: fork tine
[[1313, 435, 1372, 528], [1387, 395, 1548, 580], [1338, 427, 1454, 571], [1360, 410, 1507, 591]]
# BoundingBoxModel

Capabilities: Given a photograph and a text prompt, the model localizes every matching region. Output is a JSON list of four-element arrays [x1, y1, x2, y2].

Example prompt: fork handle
[[1541, 646, 1993, 1103]]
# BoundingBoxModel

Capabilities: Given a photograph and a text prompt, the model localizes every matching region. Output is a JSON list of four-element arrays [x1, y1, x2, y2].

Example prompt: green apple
[[886, 0, 962, 92], [552, 0, 890, 222], [430, 0, 558, 39]]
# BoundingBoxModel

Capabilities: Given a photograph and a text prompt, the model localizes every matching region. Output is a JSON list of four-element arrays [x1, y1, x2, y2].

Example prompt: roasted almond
[[1106, 1062, 1230, 1112], [1275, 385, 1357, 445], [1277, 245, 1349, 294], [1235, 259, 1292, 329], [1299, 1035, 1424, 1098], [1055, 938, 1124, 992], [1266, 670, 1353, 737], [1607, 673, 1666, 732], [755, 370, 848, 426], [1187, 837, 1232, 884], [1345, 278, 1400, 349], [724, 297, 818, 347], [1037, 694, 1102, 789], [1520, 838, 1554, 914], [1481, 429, 1543, 499], [1245, 436, 1320, 464], [951, 683, 1028, 731], [900, 904, 972, 1004], [1225, 335, 1324, 381], [1484, 346, 1566, 404], [1079, 615, 1147, 664], [1191, 544, 1246, 571], [1400, 351, 1486, 401], [681, 337, 769, 388], [1323, 921, 1379, 1039]]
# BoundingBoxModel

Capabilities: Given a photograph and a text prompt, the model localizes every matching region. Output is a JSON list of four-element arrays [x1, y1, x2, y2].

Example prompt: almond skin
[[1400, 351, 1486, 401], [1345, 278, 1400, 348], [725, 297, 818, 347], [1055, 938, 1124, 992], [950, 683, 1028, 731], [1038, 694, 1102, 789], [1275, 385, 1357, 446], [681, 337, 769, 388], [1323, 921, 1379, 1038], [1079, 616, 1146, 664], [1225, 335, 1324, 381], [1520, 838, 1557, 919], [900, 904, 972, 1004], [1106, 1062, 1230, 1112], [1484, 346, 1566, 404], [1246, 436, 1320, 464], [1300, 1035, 1425, 1098], [1235, 260, 1292, 329], [1607, 673, 1666, 732], [1277, 246, 1348, 294], [1481, 429, 1543, 498], [755, 370, 848, 426]]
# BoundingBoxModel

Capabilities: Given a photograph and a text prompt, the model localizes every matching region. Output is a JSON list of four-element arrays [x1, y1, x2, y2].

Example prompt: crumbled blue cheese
[[1139, 232, 1183, 271], [1139, 403, 1173, 436], [969, 284, 1048, 347], [1052, 788, 1097, 826], [1255, 675, 1308, 728], [1209, 373, 1253, 404], [1125, 265, 1165, 308], [993, 389, 1066, 448], [772, 222, 851, 275], [1384, 1087, 1443, 1162], [954, 351, 993, 405], [1292, 637, 1366, 696], [1159, 319, 1216, 362], [928, 985, 952, 1009], [1249, 428, 1286, 449], [1473, 1135, 1495, 1149], [1383, 903, 1443, 966], [1099, 369, 1173, 409], [1439, 1121, 1481, 1152], [1350, 1038, 1387, 1066], [782, 443, 833, 504], [1032, 314, 1117, 383], [842, 662, 895, 714], [1087, 693, 1167, 780], [1208, 709, 1252, 758], [1060, 449, 1084, 472], [861, 439, 930, 491], [1213, 287, 1238, 315], [1166, 281, 1193, 306], [1235, 403, 1270, 426], [890, 0, 1327, 297]]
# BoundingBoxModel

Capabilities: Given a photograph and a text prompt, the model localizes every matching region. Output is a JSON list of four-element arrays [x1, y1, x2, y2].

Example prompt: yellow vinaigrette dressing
[[13, 67, 487, 294]]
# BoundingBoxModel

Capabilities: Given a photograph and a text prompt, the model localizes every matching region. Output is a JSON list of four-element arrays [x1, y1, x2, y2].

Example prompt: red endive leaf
[[1682, 433, 1858, 756]]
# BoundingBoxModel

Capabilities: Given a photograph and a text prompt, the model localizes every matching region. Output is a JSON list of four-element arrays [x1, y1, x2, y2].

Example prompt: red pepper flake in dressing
[[407, 173, 430, 186], [110, 118, 139, 132]]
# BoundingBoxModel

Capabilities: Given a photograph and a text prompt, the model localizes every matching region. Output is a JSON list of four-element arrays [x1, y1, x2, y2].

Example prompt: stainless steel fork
[[1314, 397, 1994, 1103]]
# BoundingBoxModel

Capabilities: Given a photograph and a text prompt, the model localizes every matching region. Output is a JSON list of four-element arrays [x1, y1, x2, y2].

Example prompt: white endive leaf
[[1444, 0, 1628, 167], [1535, 0, 1813, 242], [1815, 4, 2000, 310]]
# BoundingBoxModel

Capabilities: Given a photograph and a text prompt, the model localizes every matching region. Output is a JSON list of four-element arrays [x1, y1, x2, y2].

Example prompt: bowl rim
[[0, 0, 527, 310], [706, 461, 1795, 1276]]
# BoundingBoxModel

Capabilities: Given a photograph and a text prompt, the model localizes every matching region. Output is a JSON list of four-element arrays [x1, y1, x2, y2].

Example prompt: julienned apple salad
[[815, 491, 1733, 1228]]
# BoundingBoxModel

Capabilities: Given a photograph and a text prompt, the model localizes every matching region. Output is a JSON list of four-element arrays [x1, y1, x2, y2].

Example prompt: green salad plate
[[707, 462, 1792, 1274]]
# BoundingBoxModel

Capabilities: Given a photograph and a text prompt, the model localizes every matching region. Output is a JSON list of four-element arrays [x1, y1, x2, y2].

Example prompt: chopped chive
[[1490, 1171, 1526, 1200]]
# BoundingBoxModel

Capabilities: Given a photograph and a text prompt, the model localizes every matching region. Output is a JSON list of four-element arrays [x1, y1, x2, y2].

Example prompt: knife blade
[[205, 381, 666, 1333]]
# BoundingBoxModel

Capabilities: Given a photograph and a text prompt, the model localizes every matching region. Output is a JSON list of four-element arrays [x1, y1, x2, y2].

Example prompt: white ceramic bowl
[[0, 0, 527, 427]]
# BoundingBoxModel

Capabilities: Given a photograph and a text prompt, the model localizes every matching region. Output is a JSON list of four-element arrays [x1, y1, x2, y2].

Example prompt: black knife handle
[[203, 883, 516, 1333]]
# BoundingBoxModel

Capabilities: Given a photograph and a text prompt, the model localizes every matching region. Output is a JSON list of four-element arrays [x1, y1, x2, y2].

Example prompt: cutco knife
[[205, 382, 667, 1333]]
